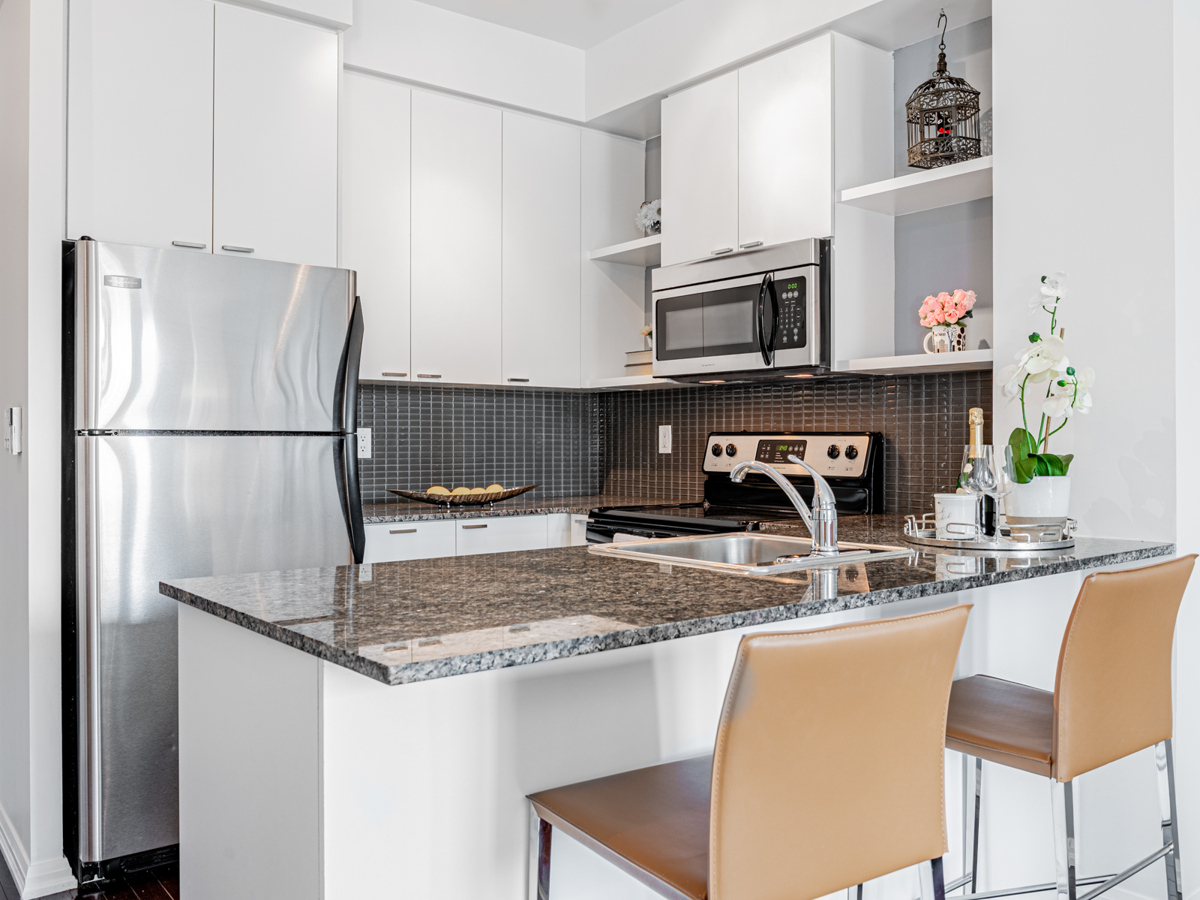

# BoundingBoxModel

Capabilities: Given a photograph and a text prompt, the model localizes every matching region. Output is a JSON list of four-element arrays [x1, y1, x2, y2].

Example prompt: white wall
[[343, 0, 585, 121], [992, 1, 1176, 544], [1173, 0, 1200, 892], [0, 0, 73, 895]]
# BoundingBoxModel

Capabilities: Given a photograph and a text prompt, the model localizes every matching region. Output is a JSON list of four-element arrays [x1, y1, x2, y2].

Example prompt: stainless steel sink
[[588, 533, 913, 575]]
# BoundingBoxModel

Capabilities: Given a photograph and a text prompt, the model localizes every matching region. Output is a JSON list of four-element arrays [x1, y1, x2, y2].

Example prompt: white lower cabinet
[[363, 521, 456, 563], [547, 514, 589, 547], [455, 516, 549, 556]]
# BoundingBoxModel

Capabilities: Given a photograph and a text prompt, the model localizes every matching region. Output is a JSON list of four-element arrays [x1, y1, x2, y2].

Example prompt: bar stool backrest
[[1052, 554, 1195, 782], [708, 605, 972, 900]]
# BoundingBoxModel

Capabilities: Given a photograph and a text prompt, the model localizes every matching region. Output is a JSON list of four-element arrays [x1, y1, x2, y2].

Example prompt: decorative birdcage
[[906, 10, 981, 169]]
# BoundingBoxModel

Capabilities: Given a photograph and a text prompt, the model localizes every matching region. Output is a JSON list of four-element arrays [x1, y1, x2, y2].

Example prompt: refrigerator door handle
[[333, 296, 364, 436], [335, 435, 366, 563]]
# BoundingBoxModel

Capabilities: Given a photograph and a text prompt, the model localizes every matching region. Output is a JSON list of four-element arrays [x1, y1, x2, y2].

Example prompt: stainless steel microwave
[[651, 238, 830, 381]]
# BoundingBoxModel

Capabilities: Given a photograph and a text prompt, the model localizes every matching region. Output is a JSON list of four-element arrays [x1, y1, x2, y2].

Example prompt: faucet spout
[[728, 457, 840, 556]]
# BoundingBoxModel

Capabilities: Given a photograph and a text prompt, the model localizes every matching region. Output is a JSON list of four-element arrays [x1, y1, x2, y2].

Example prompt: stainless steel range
[[587, 431, 883, 542]]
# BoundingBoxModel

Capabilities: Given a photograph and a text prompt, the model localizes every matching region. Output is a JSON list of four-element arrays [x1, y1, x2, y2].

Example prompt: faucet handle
[[787, 454, 838, 511]]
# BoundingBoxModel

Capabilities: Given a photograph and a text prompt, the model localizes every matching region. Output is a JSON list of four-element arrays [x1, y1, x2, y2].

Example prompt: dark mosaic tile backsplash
[[357, 371, 992, 513]]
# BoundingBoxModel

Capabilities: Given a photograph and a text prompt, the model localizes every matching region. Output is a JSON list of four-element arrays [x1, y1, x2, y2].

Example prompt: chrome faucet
[[729, 455, 839, 556]]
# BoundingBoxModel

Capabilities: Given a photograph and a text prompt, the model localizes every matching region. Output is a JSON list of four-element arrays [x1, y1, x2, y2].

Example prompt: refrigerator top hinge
[[80, 430, 118, 436]]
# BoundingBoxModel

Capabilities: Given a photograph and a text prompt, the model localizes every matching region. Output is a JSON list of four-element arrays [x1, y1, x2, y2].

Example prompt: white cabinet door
[[455, 516, 548, 556], [502, 113, 581, 388], [213, 5, 338, 267], [738, 35, 833, 246], [410, 92, 503, 386], [67, 0, 214, 250], [547, 514, 590, 547], [660, 71, 739, 266], [363, 522, 456, 563], [342, 73, 411, 383]]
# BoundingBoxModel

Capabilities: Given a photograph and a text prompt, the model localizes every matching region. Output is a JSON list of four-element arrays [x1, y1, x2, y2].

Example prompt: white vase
[[1005, 475, 1071, 525]]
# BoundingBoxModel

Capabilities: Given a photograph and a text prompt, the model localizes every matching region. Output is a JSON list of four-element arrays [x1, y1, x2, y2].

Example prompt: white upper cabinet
[[213, 5, 338, 267], [739, 35, 834, 249], [67, 0, 214, 250], [410, 92, 503, 386], [342, 73, 412, 383], [660, 71, 739, 267], [502, 113, 581, 388]]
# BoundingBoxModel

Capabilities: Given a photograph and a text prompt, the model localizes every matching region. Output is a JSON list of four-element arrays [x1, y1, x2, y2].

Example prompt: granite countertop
[[363, 493, 685, 523], [161, 516, 1175, 686]]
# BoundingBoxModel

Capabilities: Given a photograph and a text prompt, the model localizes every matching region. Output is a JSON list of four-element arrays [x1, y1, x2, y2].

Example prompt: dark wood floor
[[0, 852, 178, 900]]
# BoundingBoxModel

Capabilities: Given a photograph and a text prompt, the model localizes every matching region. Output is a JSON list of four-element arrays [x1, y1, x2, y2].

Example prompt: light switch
[[358, 427, 372, 459], [4, 407, 21, 455], [658, 424, 672, 454]]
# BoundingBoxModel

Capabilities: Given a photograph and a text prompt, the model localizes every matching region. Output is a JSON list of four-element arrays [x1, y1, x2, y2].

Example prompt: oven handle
[[758, 272, 778, 366]]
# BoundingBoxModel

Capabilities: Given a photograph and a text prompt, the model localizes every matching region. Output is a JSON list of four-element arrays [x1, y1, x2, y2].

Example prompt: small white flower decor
[[636, 199, 661, 235], [997, 273, 1095, 482]]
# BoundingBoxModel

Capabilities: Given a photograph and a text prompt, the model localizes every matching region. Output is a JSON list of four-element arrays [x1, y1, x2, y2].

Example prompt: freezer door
[[75, 240, 355, 432], [76, 434, 352, 862]]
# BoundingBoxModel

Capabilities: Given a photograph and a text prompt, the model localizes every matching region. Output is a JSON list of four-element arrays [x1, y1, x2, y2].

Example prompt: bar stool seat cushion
[[945, 675, 1054, 777], [529, 756, 711, 900]]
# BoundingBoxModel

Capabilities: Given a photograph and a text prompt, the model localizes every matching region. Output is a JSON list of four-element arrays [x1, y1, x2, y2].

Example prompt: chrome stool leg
[[920, 857, 947, 900], [528, 807, 552, 900], [1157, 740, 1183, 900], [1052, 780, 1078, 900]]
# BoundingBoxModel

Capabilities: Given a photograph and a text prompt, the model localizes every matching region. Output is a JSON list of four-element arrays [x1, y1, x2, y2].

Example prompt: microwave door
[[653, 274, 769, 377]]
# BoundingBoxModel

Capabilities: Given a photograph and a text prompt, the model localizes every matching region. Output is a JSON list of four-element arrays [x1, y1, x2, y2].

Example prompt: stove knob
[[725, 443, 738, 457], [826, 444, 841, 459], [845, 445, 859, 460], [711, 443, 723, 457]]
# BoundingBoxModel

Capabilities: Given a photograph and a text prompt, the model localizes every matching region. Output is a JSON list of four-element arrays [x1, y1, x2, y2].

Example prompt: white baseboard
[[0, 799, 76, 899]]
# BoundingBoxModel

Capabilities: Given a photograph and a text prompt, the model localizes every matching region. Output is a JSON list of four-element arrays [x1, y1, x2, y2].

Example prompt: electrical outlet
[[357, 428, 372, 459], [658, 424, 672, 454]]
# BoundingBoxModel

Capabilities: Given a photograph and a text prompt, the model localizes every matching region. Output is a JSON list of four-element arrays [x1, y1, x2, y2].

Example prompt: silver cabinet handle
[[172, 240, 206, 249], [382, 372, 408, 378], [418, 637, 442, 647], [389, 528, 417, 534], [461, 523, 488, 530], [221, 245, 254, 253], [711, 247, 733, 255], [507, 377, 530, 383], [739, 240, 763, 249], [417, 373, 441, 379]]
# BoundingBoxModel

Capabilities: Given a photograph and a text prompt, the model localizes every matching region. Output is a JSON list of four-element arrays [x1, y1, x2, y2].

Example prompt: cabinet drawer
[[363, 521, 456, 563], [455, 516, 549, 556]]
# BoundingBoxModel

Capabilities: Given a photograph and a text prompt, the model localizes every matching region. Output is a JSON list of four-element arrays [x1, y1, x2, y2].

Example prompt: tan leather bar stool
[[945, 555, 1195, 900], [527, 605, 972, 900]]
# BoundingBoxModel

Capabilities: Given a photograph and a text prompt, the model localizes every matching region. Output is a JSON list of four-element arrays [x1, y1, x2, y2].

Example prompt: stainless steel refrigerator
[[63, 239, 364, 880]]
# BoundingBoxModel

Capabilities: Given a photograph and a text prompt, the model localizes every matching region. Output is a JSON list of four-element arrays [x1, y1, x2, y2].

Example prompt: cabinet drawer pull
[[739, 240, 763, 249], [418, 638, 442, 647], [221, 245, 254, 253], [382, 372, 408, 378], [171, 240, 206, 249], [417, 373, 442, 379], [711, 247, 733, 255], [461, 523, 488, 530], [507, 377, 530, 383], [389, 528, 417, 534]]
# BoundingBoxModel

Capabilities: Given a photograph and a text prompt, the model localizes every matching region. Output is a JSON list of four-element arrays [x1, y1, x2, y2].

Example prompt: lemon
[[486, 484, 504, 492], [426, 486, 450, 495]]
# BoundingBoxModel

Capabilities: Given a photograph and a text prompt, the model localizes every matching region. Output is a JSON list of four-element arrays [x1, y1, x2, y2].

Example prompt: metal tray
[[387, 484, 538, 508], [902, 514, 1076, 552]]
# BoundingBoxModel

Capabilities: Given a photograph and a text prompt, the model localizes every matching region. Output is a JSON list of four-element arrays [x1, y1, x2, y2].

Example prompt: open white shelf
[[841, 348, 993, 376], [588, 234, 661, 267], [839, 156, 993, 216]]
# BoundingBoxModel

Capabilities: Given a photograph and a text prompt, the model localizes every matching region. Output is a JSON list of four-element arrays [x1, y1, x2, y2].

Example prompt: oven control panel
[[701, 432, 872, 479]]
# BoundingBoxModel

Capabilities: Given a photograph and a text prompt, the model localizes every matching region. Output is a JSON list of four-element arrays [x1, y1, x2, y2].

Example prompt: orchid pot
[[1005, 475, 1071, 526]]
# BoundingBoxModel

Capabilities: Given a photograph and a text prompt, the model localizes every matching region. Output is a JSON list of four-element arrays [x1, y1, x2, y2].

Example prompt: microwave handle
[[758, 272, 778, 365]]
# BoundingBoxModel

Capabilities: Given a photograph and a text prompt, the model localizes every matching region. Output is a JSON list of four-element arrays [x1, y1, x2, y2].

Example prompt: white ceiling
[[415, 0, 686, 49]]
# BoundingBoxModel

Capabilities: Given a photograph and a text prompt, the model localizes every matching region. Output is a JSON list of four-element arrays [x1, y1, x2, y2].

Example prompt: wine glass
[[959, 444, 999, 536]]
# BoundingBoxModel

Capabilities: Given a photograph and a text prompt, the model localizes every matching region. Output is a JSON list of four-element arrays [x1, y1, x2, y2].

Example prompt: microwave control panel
[[701, 432, 872, 480], [775, 275, 807, 349]]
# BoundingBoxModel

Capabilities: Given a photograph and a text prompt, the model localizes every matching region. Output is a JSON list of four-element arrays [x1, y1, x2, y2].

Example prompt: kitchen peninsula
[[161, 518, 1172, 900]]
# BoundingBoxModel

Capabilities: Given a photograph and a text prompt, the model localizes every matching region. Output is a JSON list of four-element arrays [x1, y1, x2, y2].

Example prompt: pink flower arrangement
[[919, 289, 977, 328]]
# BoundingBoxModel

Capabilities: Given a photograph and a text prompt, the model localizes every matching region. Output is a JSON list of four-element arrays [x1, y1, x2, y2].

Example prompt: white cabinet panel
[[502, 113, 581, 388], [213, 5, 338, 267], [547, 514, 589, 547], [739, 35, 833, 246], [410, 92, 502, 385], [342, 73, 411, 383], [661, 71, 739, 266], [363, 522, 456, 563], [580, 132, 646, 384], [455, 516, 548, 556], [67, 0, 214, 250]]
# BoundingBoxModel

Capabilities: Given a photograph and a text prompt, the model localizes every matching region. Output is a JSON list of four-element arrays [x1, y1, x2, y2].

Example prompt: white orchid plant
[[998, 273, 1095, 483]]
